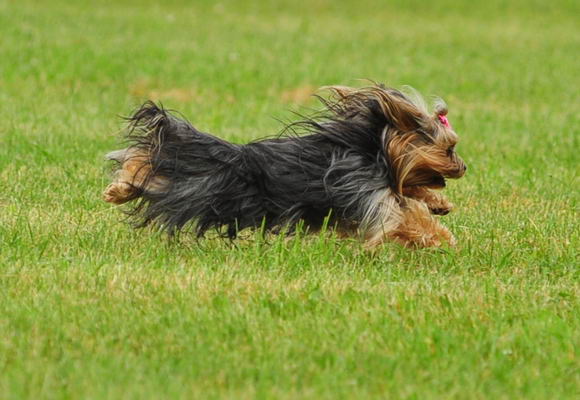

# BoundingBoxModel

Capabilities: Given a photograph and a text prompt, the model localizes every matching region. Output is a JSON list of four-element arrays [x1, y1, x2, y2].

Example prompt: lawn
[[0, 0, 578, 398]]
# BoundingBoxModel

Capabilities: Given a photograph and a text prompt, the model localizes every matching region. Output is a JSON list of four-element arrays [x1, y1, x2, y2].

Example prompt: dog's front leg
[[386, 199, 456, 248], [402, 186, 453, 215]]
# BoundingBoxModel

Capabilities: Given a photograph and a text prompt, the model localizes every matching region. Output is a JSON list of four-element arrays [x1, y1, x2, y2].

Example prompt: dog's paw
[[429, 201, 453, 215], [446, 233, 457, 247], [103, 182, 137, 204], [430, 206, 451, 215], [421, 232, 456, 248]]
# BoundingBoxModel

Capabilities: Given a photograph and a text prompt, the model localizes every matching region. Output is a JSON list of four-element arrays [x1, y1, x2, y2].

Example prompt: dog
[[103, 84, 466, 248]]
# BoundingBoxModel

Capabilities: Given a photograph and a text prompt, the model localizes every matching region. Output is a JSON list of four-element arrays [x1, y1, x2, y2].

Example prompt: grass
[[0, 0, 578, 398]]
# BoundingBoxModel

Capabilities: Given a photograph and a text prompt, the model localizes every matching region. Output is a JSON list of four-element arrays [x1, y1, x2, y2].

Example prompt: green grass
[[1, 0, 578, 398]]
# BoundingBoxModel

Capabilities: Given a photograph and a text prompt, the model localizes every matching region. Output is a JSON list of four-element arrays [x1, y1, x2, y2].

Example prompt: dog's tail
[[103, 102, 246, 235]]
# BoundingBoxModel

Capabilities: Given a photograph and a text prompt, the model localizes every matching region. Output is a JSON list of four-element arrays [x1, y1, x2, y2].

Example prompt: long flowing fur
[[104, 84, 466, 247]]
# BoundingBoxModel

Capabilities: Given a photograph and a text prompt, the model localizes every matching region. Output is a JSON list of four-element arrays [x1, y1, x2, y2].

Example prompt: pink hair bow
[[438, 114, 451, 129]]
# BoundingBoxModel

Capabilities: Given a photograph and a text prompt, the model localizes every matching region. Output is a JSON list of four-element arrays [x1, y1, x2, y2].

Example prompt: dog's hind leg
[[103, 148, 167, 204]]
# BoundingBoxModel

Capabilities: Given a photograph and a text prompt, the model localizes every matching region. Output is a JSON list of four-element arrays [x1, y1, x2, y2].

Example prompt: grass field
[[1, 0, 578, 398]]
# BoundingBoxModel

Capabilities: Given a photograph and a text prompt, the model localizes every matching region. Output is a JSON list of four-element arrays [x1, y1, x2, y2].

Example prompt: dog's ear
[[327, 86, 425, 133], [372, 88, 425, 132]]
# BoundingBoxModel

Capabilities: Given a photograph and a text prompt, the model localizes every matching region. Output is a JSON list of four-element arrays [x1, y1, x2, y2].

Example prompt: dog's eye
[[447, 146, 455, 155]]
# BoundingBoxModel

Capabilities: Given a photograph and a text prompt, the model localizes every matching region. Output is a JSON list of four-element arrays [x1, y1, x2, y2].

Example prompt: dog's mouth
[[405, 170, 447, 189], [426, 174, 446, 189]]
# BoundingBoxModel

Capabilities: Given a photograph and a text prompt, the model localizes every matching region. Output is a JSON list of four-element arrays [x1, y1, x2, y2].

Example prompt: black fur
[[116, 89, 413, 238]]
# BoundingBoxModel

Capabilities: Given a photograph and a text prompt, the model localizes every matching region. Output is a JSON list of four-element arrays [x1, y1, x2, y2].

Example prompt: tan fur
[[103, 149, 167, 204], [403, 186, 454, 215], [361, 195, 455, 249], [387, 199, 456, 248], [387, 129, 465, 194]]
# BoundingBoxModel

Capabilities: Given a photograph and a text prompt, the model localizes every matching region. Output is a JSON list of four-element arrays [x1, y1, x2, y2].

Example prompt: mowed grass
[[0, 0, 578, 398]]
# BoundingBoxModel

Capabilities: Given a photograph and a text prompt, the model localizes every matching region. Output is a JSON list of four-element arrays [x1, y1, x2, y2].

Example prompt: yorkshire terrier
[[103, 84, 466, 248]]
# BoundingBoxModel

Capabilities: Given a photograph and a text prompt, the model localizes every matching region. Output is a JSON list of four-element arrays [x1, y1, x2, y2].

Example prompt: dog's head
[[325, 85, 467, 193]]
